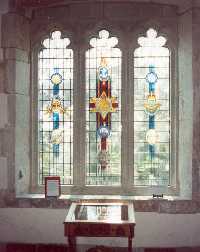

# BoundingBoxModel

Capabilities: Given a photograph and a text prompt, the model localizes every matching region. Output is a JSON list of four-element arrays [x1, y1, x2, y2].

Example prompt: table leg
[[68, 236, 76, 252], [128, 236, 132, 252]]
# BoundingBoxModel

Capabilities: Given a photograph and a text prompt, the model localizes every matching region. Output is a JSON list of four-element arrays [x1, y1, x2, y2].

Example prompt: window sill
[[16, 193, 191, 201], [7, 193, 198, 214], [0, 190, 195, 213]]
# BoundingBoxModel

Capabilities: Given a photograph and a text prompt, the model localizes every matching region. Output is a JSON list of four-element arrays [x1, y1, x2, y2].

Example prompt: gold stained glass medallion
[[144, 93, 160, 115], [46, 98, 66, 115], [90, 91, 118, 120]]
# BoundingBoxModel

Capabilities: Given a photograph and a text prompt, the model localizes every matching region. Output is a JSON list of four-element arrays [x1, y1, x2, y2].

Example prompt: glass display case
[[64, 201, 135, 252]]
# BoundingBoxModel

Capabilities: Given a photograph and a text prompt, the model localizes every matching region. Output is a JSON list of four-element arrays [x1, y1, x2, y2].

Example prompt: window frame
[[85, 29, 122, 186], [36, 31, 74, 185], [31, 26, 179, 196], [130, 27, 178, 195]]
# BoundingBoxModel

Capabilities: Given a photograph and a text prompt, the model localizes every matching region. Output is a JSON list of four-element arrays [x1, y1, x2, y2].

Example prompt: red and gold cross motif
[[90, 91, 118, 120], [89, 57, 118, 169]]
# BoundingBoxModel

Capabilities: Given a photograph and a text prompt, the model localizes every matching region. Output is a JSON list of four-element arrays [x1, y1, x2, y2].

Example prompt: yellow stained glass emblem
[[90, 91, 118, 119], [144, 93, 160, 115], [46, 98, 66, 115]]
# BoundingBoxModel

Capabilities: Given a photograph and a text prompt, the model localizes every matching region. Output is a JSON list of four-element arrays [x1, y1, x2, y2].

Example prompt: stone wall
[[0, 0, 200, 248], [192, 8, 200, 201], [0, 0, 10, 192], [0, 0, 199, 206], [0, 2, 31, 195]]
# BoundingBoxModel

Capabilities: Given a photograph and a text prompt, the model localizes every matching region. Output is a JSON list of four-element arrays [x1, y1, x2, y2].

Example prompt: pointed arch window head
[[38, 30, 73, 185], [86, 30, 122, 186], [134, 28, 171, 186]]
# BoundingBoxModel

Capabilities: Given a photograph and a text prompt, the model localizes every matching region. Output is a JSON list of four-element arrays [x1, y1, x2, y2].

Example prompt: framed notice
[[45, 176, 61, 197]]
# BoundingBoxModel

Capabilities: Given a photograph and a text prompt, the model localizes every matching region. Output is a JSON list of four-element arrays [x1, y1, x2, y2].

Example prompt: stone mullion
[[72, 40, 86, 189], [121, 43, 132, 194], [78, 45, 86, 188], [127, 45, 135, 192], [72, 46, 82, 188]]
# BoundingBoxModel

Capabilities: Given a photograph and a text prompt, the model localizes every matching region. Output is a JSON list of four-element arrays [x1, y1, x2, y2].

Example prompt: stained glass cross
[[89, 57, 118, 168]]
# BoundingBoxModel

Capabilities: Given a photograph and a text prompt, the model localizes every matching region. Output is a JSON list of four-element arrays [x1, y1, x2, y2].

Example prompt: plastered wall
[[0, 208, 200, 247]]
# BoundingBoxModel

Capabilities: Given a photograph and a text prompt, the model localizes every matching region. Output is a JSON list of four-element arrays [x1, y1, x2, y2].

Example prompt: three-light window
[[37, 28, 171, 194]]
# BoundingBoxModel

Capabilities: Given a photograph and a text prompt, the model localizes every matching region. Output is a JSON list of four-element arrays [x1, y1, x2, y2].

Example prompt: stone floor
[[0, 244, 199, 252]]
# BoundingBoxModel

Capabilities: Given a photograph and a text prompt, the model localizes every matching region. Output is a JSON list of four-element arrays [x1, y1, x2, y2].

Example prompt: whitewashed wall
[[0, 209, 200, 247]]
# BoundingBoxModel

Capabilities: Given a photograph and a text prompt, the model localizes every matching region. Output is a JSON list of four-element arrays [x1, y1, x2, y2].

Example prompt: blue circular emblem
[[146, 72, 158, 84], [98, 67, 109, 81], [51, 73, 63, 85], [97, 126, 110, 138]]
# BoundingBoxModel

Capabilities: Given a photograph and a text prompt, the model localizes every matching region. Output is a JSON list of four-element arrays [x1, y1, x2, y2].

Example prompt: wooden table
[[64, 201, 135, 252]]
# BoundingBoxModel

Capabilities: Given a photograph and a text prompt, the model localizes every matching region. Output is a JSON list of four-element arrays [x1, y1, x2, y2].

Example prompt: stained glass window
[[38, 31, 73, 185], [86, 30, 121, 185], [134, 28, 170, 186]]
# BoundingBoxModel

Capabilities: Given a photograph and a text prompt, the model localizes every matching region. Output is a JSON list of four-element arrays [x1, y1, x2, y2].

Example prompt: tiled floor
[[0, 244, 200, 252]]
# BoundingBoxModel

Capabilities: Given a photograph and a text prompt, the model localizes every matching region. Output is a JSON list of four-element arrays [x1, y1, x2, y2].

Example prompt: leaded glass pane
[[38, 31, 73, 185], [134, 28, 170, 186], [86, 30, 121, 185]]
